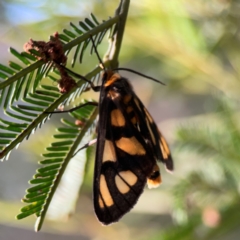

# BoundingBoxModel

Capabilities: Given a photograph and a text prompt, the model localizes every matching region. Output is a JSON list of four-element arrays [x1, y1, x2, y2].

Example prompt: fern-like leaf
[[16, 101, 98, 231], [0, 12, 119, 160], [0, 0, 130, 230]]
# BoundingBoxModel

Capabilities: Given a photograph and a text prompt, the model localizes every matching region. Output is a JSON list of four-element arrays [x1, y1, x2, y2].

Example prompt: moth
[[91, 69, 173, 225], [61, 39, 174, 225]]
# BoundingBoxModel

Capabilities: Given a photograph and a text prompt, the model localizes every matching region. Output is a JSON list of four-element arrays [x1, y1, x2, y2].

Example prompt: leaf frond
[[0, 12, 120, 161], [16, 100, 98, 231], [0, 0, 130, 230]]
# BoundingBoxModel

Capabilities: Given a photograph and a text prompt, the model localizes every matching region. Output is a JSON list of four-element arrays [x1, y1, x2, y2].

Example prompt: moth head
[[112, 77, 133, 93], [103, 71, 133, 92]]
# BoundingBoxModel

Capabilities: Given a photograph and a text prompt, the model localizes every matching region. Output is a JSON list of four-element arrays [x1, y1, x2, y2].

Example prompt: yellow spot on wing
[[100, 174, 114, 207], [131, 116, 137, 125], [111, 109, 125, 127], [146, 118, 156, 145], [126, 106, 138, 125], [134, 98, 141, 110], [116, 137, 146, 155], [161, 136, 170, 155], [160, 142, 168, 160], [123, 94, 132, 104], [126, 106, 134, 113], [144, 108, 153, 123], [160, 136, 170, 159], [115, 171, 137, 194], [103, 140, 117, 162]]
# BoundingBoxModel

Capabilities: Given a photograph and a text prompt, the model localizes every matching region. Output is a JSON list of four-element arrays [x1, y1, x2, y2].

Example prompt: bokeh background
[[1, 0, 240, 239]]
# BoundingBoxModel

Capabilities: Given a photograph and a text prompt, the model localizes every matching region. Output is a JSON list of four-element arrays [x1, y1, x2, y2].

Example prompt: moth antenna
[[113, 67, 166, 85], [89, 35, 105, 70]]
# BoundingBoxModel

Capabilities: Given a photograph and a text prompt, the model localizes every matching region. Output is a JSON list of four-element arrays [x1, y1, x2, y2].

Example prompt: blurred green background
[[1, 0, 240, 239]]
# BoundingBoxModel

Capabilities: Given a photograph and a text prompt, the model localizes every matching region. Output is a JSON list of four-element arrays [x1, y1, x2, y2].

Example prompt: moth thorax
[[103, 71, 121, 87], [107, 90, 120, 100], [147, 164, 162, 189]]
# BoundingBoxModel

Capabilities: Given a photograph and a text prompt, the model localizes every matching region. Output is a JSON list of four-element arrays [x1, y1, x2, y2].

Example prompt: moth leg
[[45, 101, 98, 114], [73, 138, 97, 157]]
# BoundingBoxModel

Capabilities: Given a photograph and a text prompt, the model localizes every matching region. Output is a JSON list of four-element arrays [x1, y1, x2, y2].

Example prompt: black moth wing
[[93, 73, 157, 225], [131, 94, 174, 171]]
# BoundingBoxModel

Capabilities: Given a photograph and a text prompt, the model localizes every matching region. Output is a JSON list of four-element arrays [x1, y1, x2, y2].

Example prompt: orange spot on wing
[[111, 109, 125, 127], [160, 136, 170, 159], [100, 174, 114, 207], [116, 137, 146, 155]]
